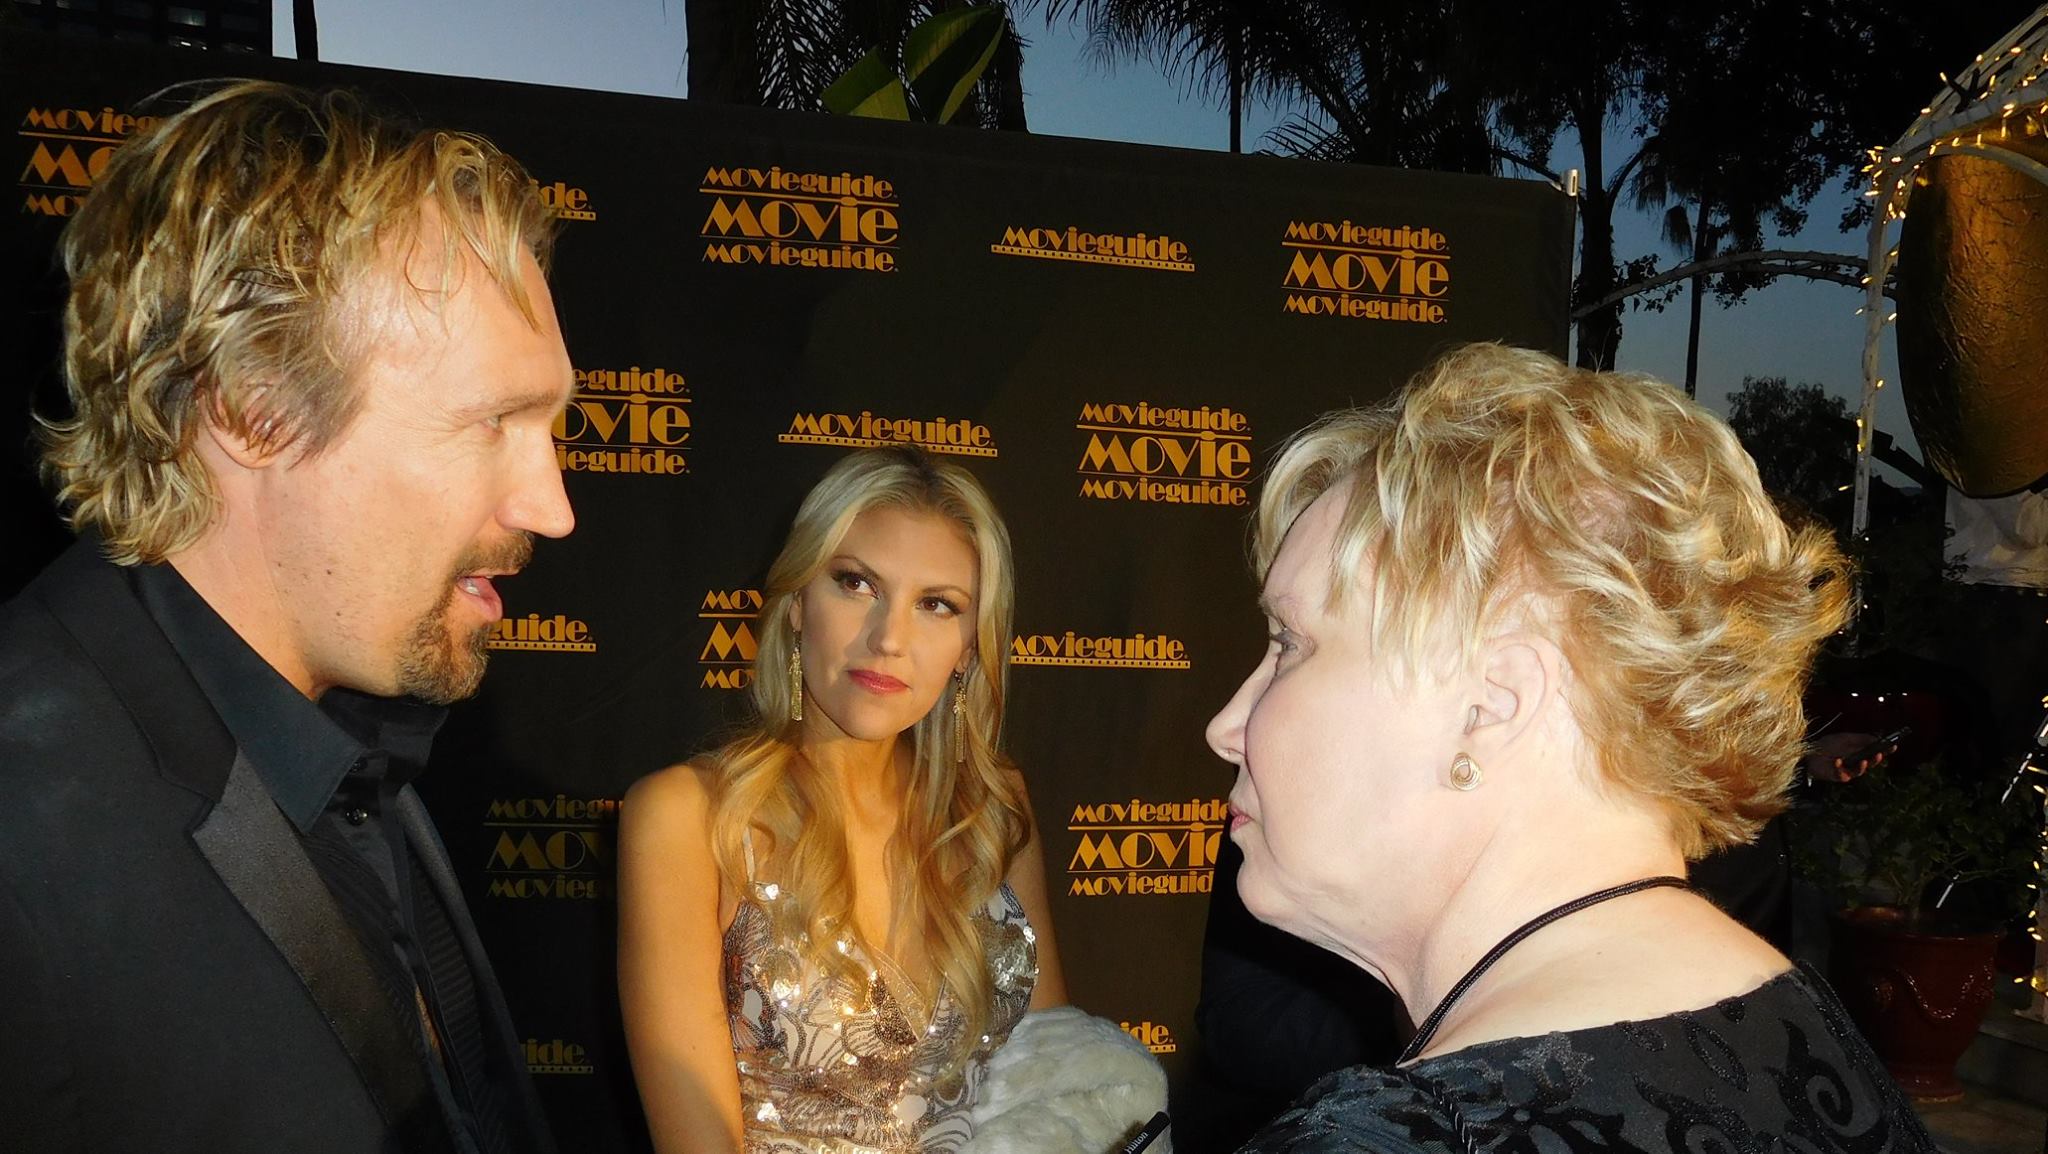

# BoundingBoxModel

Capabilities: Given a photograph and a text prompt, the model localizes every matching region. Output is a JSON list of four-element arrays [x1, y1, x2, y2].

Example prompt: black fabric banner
[[3, 32, 1573, 1151]]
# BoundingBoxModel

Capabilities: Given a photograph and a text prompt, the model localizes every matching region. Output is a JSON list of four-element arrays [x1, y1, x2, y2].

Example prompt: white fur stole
[[963, 1006, 1171, 1154]]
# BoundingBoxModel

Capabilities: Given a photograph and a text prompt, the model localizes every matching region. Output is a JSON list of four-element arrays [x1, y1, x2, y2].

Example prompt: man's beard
[[396, 533, 534, 704]]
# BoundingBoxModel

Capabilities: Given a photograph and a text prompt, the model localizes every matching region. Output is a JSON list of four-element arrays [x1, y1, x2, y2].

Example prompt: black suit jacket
[[0, 540, 557, 1154]]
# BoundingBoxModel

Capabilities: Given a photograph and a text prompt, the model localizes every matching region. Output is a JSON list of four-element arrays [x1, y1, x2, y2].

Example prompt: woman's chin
[[1234, 860, 1294, 931], [807, 698, 933, 744]]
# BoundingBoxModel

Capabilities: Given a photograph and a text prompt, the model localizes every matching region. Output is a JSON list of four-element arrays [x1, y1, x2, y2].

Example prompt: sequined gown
[[722, 858, 1038, 1154]]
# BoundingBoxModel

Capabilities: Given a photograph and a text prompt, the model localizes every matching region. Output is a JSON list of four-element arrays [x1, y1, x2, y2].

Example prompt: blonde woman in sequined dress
[[619, 448, 1069, 1154]]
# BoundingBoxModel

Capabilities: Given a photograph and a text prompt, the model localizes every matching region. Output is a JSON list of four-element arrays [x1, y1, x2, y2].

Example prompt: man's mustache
[[454, 532, 535, 579]]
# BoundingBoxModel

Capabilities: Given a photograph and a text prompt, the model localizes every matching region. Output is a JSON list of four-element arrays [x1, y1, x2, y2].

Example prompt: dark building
[[9, 0, 270, 53]]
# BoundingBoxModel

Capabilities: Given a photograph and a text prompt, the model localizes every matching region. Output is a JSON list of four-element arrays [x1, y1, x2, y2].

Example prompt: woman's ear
[[1464, 635, 1561, 758]]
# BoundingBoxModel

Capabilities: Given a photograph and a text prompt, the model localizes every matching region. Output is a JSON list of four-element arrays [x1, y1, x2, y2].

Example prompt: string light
[[1855, 10, 2048, 549], [1856, 14, 2048, 1011]]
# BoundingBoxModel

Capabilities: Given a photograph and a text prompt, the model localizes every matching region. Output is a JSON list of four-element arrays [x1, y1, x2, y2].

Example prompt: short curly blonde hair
[[1256, 344, 1852, 857], [40, 80, 556, 564]]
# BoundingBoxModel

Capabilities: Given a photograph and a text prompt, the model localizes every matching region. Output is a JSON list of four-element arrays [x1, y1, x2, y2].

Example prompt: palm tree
[[1014, 0, 1267, 153], [1021, 0, 1655, 365], [1017, 0, 1495, 166], [688, 0, 1031, 129], [1627, 144, 1721, 397], [1256, 0, 1496, 172], [1623, 0, 1913, 394]]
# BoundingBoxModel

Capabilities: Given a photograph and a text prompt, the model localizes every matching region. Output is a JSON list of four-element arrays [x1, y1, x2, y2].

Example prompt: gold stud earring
[[951, 674, 968, 765], [1448, 752, 1482, 791], [788, 635, 804, 722]]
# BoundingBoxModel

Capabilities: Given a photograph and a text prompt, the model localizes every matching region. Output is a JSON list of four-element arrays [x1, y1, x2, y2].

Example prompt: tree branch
[[1570, 249, 1884, 317], [1608, 143, 1648, 196], [1490, 145, 1559, 183]]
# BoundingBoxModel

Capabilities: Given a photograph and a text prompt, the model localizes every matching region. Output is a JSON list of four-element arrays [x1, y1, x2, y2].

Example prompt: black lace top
[[1238, 965, 1935, 1153]]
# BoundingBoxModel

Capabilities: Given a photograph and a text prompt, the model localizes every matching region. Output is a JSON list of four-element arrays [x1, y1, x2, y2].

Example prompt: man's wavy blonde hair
[[1256, 344, 1853, 858], [39, 80, 556, 564]]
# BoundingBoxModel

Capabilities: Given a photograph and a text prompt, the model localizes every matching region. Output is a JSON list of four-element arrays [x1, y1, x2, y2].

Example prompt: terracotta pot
[[1827, 906, 2002, 1102]]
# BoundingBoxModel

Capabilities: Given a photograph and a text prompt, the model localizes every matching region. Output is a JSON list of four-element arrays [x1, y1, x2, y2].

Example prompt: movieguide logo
[[780, 411, 996, 458], [484, 794, 616, 901], [1011, 629, 1190, 670], [1067, 796, 1227, 897], [523, 1037, 595, 1076], [700, 164, 899, 272], [699, 587, 762, 691], [1281, 220, 1450, 323], [554, 365, 690, 476], [1122, 1020, 1178, 1055], [18, 103, 159, 217], [533, 177, 596, 223], [991, 225, 1194, 272], [487, 612, 596, 654], [1077, 401, 1250, 506]]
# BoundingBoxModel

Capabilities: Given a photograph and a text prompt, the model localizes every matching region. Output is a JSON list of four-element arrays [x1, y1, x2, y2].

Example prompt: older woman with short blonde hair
[[1212, 345, 1933, 1151]]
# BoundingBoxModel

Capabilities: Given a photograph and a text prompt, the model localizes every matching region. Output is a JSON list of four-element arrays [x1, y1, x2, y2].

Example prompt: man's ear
[[200, 385, 285, 471], [1463, 635, 1560, 758]]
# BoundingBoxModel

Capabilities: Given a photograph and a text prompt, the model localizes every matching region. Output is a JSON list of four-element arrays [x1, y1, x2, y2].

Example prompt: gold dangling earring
[[952, 673, 967, 765], [1448, 752, 1482, 791], [788, 634, 804, 722]]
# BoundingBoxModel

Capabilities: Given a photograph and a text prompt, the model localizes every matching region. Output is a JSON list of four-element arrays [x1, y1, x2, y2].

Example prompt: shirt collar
[[323, 685, 446, 790], [130, 561, 447, 830]]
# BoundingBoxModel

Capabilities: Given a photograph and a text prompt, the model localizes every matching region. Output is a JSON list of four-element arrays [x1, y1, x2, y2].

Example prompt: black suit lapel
[[33, 541, 452, 1151], [398, 788, 560, 1154], [193, 754, 452, 1151]]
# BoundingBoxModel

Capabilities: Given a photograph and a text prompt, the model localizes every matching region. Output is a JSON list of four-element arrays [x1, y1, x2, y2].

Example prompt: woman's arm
[[1002, 768, 1070, 1009], [617, 763, 746, 1154]]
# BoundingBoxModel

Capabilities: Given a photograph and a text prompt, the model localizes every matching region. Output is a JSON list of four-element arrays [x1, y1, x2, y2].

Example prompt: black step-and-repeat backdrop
[[4, 32, 1572, 1151]]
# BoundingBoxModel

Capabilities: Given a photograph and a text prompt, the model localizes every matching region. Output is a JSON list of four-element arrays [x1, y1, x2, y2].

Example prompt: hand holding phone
[[1809, 727, 1909, 783]]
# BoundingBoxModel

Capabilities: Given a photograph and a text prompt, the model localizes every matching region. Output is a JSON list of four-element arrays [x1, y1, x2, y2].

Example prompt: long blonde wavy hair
[[704, 448, 1030, 1060]]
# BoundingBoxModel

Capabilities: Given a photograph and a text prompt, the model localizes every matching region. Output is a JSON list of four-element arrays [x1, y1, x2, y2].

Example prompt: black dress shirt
[[132, 561, 516, 1154]]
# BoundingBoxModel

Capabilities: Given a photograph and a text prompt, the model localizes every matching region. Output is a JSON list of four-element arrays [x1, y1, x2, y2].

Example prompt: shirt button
[[345, 808, 370, 826]]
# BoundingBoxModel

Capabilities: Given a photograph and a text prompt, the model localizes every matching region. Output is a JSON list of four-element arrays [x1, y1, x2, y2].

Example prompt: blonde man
[[0, 81, 573, 1153]]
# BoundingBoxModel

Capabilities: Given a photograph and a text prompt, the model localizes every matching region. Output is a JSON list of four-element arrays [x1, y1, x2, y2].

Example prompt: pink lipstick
[[848, 669, 909, 694]]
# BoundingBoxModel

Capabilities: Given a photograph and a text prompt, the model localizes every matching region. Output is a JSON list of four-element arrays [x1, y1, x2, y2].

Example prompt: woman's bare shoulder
[[623, 760, 719, 831]]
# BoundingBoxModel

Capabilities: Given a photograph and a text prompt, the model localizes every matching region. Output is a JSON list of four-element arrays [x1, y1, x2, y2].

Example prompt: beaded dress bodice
[[722, 858, 1037, 1154]]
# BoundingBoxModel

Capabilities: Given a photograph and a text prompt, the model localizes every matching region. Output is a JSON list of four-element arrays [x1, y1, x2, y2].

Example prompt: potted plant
[[1789, 749, 2038, 1101]]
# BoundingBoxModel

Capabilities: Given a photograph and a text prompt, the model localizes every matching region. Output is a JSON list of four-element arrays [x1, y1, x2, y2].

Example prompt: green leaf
[[1786, 750, 2041, 923], [903, 6, 1004, 125], [822, 49, 912, 120]]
